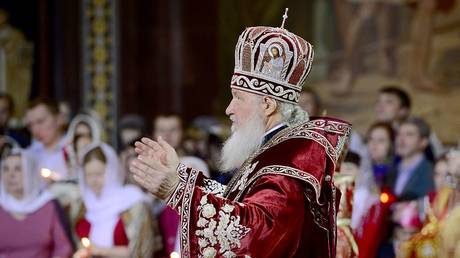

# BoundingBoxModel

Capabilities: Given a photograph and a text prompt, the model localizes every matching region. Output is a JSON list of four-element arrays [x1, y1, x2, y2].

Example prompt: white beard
[[220, 109, 266, 172]]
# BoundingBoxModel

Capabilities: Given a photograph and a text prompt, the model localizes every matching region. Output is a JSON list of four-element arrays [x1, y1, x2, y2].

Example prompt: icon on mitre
[[261, 44, 284, 80]]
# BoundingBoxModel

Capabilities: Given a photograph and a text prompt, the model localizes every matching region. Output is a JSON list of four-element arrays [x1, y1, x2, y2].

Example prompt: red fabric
[[354, 201, 391, 258], [158, 206, 180, 255], [190, 174, 316, 257], [75, 218, 129, 246], [169, 118, 352, 258]]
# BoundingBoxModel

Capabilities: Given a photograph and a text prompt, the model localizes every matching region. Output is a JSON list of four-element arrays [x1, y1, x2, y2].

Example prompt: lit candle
[[380, 192, 390, 204], [81, 237, 91, 249], [80, 237, 91, 258], [40, 168, 60, 181], [40, 168, 52, 178], [170, 251, 180, 258]]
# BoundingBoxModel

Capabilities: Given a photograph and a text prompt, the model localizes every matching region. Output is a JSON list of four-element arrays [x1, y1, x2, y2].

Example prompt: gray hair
[[277, 101, 309, 126], [252, 95, 309, 126]]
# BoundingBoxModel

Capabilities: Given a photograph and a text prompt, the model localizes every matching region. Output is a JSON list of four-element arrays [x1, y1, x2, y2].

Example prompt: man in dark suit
[[387, 117, 435, 200], [379, 117, 435, 258]]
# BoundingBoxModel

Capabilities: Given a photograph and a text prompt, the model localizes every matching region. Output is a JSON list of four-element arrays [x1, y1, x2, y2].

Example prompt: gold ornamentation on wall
[[82, 0, 118, 144], [0, 9, 33, 119]]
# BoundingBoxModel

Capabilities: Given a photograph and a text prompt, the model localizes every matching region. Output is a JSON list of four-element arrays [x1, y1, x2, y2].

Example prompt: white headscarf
[[66, 113, 102, 144], [0, 149, 54, 214], [79, 142, 145, 247], [65, 113, 103, 179]]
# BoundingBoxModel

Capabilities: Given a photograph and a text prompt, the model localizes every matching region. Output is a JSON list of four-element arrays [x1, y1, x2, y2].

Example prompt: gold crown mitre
[[231, 9, 314, 104]]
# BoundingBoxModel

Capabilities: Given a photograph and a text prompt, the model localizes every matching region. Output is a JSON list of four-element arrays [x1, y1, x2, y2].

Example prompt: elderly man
[[131, 12, 351, 258]]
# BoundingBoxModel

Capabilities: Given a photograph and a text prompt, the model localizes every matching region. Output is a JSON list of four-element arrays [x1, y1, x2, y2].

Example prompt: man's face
[[225, 89, 262, 133], [26, 104, 62, 148], [153, 116, 182, 149], [375, 93, 407, 123], [221, 89, 266, 171], [395, 123, 426, 159]]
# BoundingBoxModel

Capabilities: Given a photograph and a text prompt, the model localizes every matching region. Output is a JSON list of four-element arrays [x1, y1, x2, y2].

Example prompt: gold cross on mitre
[[280, 8, 289, 29]]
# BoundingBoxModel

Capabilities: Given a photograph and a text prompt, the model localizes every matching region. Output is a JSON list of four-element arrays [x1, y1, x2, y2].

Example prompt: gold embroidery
[[195, 195, 251, 258]]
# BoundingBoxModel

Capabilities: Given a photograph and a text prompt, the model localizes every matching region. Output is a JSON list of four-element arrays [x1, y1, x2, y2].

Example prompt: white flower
[[200, 195, 208, 205], [203, 247, 217, 258], [223, 251, 236, 258], [197, 218, 207, 227], [198, 238, 208, 248], [202, 204, 217, 218], [222, 204, 234, 213]]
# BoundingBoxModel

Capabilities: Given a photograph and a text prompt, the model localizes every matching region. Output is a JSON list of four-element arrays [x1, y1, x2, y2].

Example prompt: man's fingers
[[130, 165, 161, 186], [141, 137, 162, 152], [138, 154, 169, 171], [133, 174, 152, 190], [131, 159, 151, 173], [134, 141, 154, 156], [135, 138, 167, 162], [157, 136, 176, 155]]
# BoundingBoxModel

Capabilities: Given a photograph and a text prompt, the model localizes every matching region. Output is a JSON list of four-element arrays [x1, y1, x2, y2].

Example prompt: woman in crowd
[[364, 121, 395, 188], [0, 149, 73, 258], [352, 122, 395, 257], [353, 122, 394, 226], [65, 113, 102, 177], [72, 143, 157, 258], [47, 113, 102, 217]]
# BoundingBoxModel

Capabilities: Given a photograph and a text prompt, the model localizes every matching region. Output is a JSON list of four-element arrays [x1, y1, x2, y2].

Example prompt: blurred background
[[1, 1, 460, 258], [0, 0, 458, 146]]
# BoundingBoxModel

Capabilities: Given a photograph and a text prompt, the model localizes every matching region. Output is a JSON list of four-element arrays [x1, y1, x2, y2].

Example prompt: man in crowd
[[25, 98, 69, 180], [375, 86, 444, 160], [388, 117, 435, 201], [130, 12, 351, 258], [380, 117, 435, 257]]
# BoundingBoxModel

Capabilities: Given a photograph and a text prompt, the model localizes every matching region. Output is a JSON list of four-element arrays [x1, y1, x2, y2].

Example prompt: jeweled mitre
[[231, 25, 314, 104]]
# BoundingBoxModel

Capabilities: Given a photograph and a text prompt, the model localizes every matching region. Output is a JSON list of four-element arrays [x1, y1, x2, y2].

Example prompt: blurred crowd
[[0, 84, 459, 258]]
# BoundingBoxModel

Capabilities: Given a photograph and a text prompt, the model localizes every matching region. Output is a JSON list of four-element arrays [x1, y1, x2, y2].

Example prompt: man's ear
[[262, 96, 278, 117], [420, 137, 429, 150]]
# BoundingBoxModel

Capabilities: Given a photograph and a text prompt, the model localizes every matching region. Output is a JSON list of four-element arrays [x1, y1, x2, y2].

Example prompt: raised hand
[[130, 137, 180, 200]]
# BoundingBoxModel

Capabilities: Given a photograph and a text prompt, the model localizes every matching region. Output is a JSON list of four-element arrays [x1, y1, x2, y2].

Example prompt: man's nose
[[225, 101, 233, 116]]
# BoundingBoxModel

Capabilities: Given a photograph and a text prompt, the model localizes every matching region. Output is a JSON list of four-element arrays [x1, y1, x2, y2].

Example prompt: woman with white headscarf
[[0, 149, 73, 258], [72, 143, 156, 258], [65, 113, 102, 176], [46, 113, 102, 216]]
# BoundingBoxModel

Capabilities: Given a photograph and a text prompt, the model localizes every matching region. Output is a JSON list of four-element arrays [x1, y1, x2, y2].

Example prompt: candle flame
[[40, 168, 52, 178], [380, 192, 390, 204], [81, 237, 91, 248]]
